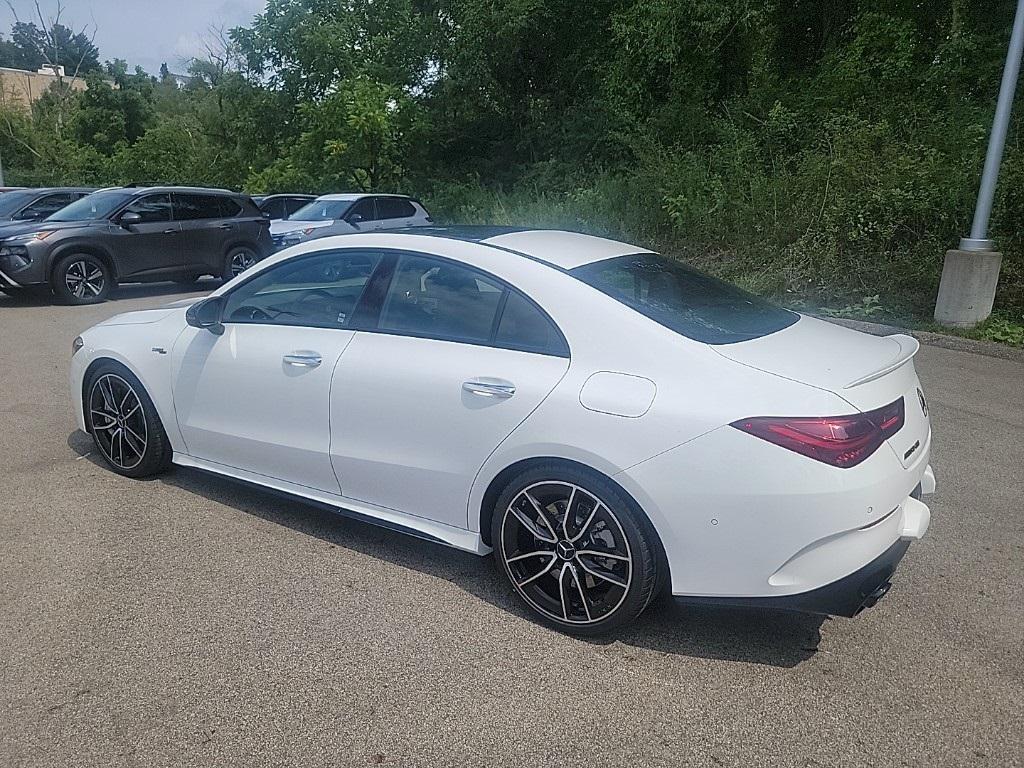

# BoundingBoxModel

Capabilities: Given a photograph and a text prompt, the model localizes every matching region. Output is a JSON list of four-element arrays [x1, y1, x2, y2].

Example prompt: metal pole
[[960, 0, 1024, 251]]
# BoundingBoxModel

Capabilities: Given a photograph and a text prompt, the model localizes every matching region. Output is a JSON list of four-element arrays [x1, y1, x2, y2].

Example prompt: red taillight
[[730, 397, 905, 468]]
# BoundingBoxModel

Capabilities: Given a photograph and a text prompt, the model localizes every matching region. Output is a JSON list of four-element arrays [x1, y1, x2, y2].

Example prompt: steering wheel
[[232, 305, 273, 322]]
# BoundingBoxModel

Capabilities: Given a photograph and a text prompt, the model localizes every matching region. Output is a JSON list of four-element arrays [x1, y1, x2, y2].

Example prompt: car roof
[[98, 186, 239, 196], [259, 193, 316, 199], [315, 193, 416, 202], [20, 187, 96, 195], [372, 226, 649, 270]]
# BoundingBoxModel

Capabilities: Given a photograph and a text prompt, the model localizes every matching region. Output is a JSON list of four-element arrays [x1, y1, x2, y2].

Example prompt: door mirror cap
[[119, 211, 142, 227], [186, 296, 225, 335]]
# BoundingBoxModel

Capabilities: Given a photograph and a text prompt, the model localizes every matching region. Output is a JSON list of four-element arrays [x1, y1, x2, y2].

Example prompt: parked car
[[0, 186, 272, 303], [252, 194, 316, 222], [70, 227, 934, 635], [270, 193, 432, 250], [0, 187, 94, 231]]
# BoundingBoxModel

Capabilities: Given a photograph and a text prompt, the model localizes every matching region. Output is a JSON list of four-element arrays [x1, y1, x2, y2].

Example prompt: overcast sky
[[0, 0, 265, 75]]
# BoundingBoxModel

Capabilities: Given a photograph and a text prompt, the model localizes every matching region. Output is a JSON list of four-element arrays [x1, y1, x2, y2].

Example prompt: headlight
[[4, 231, 54, 245], [71, 336, 84, 357]]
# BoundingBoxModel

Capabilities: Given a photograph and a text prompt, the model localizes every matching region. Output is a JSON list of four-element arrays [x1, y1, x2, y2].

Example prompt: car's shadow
[[1, 280, 217, 307], [68, 431, 826, 668]]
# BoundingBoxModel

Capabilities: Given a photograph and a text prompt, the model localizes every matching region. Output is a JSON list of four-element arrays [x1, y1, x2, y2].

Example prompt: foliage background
[[0, 0, 1021, 323]]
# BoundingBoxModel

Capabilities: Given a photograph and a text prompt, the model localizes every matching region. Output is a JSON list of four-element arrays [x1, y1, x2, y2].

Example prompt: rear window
[[570, 253, 798, 344]]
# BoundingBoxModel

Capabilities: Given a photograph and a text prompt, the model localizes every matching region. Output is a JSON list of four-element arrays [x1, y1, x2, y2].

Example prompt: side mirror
[[347, 213, 364, 229], [185, 296, 225, 335], [119, 211, 143, 228], [14, 209, 42, 220]]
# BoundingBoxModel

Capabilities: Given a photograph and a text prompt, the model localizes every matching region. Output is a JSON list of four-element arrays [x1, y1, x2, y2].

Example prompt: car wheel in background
[[52, 253, 112, 305], [85, 362, 171, 479], [223, 246, 258, 280], [492, 463, 661, 636]]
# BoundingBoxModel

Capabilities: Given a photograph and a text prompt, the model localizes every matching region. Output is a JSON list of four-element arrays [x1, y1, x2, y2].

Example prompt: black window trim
[[215, 247, 570, 358]]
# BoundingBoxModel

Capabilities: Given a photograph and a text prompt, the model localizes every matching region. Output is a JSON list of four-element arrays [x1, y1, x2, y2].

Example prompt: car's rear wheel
[[492, 464, 660, 635], [222, 246, 258, 280], [85, 362, 171, 478], [52, 253, 111, 304]]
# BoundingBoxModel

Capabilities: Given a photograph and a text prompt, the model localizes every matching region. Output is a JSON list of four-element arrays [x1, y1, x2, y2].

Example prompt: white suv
[[270, 193, 432, 249]]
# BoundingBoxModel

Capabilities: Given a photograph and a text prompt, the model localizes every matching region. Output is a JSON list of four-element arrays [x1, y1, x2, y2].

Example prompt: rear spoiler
[[844, 334, 920, 389]]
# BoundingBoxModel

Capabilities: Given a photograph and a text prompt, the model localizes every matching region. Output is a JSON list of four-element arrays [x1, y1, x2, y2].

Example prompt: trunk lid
[[713, 315, 930, 469]]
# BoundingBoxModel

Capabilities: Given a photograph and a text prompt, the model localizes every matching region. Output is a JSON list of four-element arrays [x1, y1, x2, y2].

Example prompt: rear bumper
[[674, 536, 912, 617]]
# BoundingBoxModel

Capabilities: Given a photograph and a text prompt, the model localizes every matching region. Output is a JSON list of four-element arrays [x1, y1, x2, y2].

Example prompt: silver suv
[[270, 193, 433, 250], [0, 186, 272, 304]]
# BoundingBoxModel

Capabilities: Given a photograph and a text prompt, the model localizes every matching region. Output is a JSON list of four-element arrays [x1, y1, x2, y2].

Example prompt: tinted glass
[[347, 198, 376, 222], [283, 197, 310, 217], [376, 197, 416, 219], [173, 193, 224, 220], [17, 193, 76, 219], [571, 254, 798, 344], [218, 197, 242, 217], [0, 190, 38, 217], [48, 190, 132, 221], [379, 254, 504, 343], [123, 193, 173, 223], [290, 199, 353, 221], [495, 291, 566, 355], [223, 250, 381, 329]]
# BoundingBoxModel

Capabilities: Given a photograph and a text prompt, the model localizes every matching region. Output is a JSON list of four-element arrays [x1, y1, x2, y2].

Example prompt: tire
[[222, 246, 258, 280], [491, 463, 660, 636], [52, 253, 112, 304], [85, 362, 171, 479]]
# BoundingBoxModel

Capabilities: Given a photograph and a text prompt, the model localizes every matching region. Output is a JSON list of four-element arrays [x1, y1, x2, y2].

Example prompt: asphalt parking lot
[[0, 283, 1021, 768]]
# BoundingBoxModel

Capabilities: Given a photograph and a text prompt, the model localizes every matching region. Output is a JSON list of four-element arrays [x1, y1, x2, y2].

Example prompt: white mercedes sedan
[[69, 227, 935, 635]]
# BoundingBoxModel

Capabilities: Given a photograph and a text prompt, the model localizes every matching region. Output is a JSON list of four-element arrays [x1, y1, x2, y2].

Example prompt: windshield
[[289, 199, 353, 221], [47, 190, 131, 222], [570, 253, 798, 344], [0, 190, 38, 218]]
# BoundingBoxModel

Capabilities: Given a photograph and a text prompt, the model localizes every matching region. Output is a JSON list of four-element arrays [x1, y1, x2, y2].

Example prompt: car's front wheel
[[85, 362, 171, 478], [222, 246, 258, 280], [52, 253, 112, 304], [492, 464, 661, 635]]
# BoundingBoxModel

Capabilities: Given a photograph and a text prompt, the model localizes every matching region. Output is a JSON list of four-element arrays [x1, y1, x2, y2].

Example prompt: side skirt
[[172, 453, 490, 555]]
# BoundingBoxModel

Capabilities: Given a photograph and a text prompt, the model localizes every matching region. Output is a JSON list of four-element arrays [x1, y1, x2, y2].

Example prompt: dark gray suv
[[0, 186, 272, 304]]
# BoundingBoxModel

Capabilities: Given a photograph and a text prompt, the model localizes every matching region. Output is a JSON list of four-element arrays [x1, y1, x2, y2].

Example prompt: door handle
[[462, 379, 516, 398], [162, 228, 177, 234], [219, 223, 235, 230], [283, 351, 322, 368]]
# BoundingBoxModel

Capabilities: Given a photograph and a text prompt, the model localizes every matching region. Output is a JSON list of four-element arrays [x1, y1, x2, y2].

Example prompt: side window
[[20, 193, 76, 219], [174, 193, 224, 221], [377, 197, 416, 220], [123, 193, 172, 223], [378, 254, 504, 344], [222, 250, 382, 329], [282, 198, 305, 217], [346, 197, 377, 222], [495, 291, 566, 355], [218, 197, 242, 218], [284, 198, 309, 217]]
